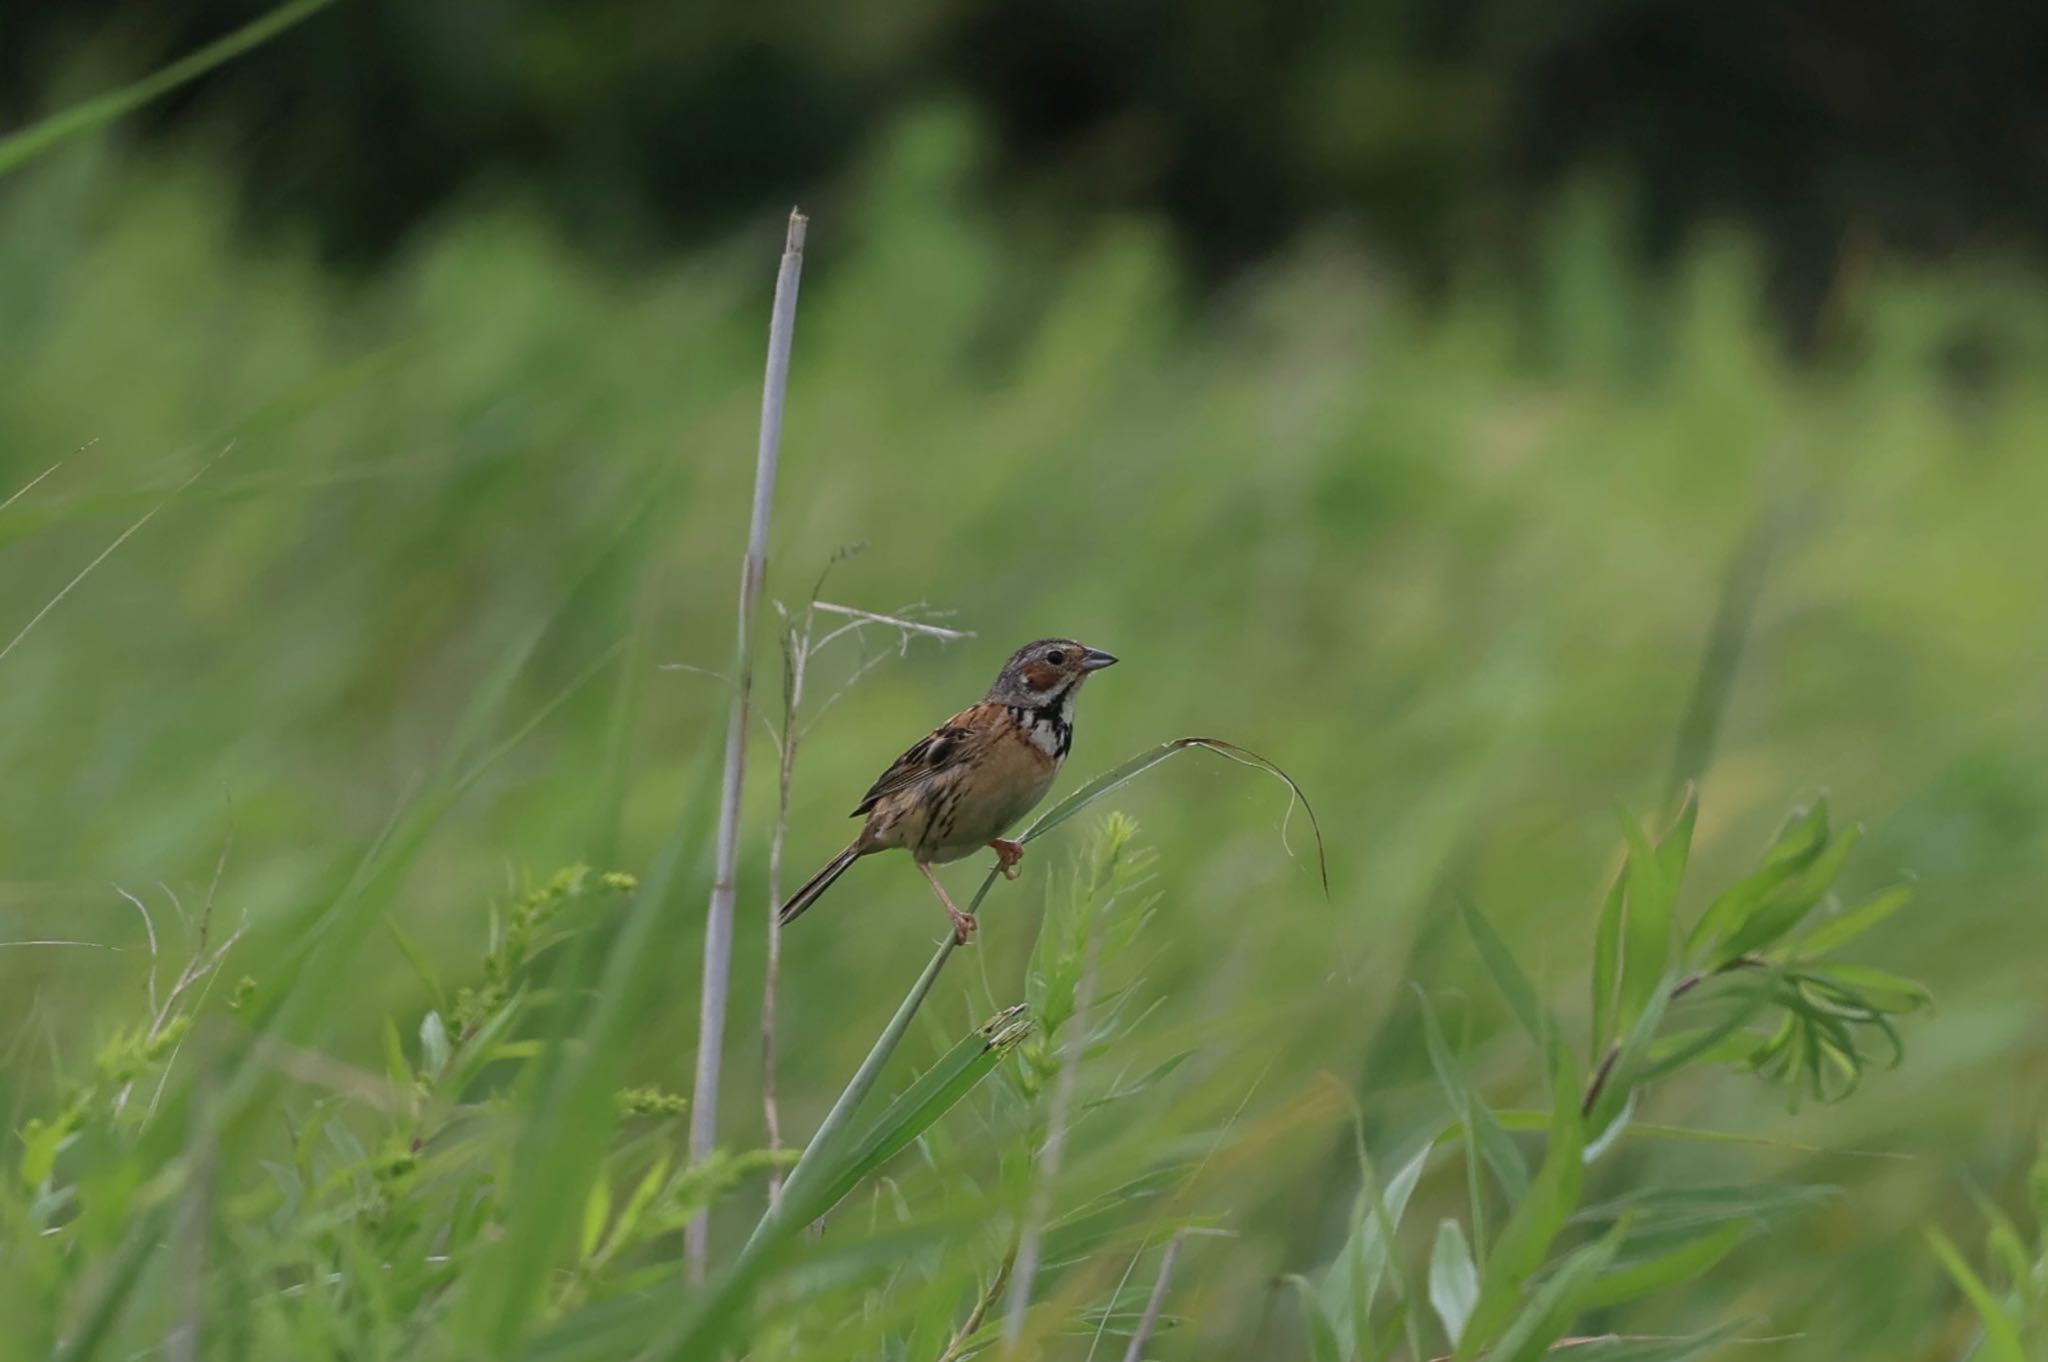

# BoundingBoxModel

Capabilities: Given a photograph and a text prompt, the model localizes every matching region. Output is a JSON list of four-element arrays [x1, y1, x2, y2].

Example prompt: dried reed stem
[[1121, 1231, 1187, 1362], [760, 610, 814, 1201], [686, 209, 807, 1281]]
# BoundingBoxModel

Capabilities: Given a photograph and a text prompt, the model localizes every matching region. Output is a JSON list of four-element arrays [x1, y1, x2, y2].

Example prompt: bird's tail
[[778, 842, 863, 927]]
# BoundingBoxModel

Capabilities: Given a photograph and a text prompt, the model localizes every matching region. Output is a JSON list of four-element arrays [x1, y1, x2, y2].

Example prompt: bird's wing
[[850, 704, 990, 817]]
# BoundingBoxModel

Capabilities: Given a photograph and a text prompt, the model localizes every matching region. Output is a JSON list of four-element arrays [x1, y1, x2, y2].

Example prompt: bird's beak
[[1080, 648, 1119, 671]]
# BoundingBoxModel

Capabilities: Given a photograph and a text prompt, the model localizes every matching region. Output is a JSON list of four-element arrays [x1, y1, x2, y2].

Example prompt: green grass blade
[[1459, 896, 1550, 1048], [809, 1006, 1034, 1217], [1415, 986, 1529, 1204], [1926, 1227, 2029, 1362], [1488, 1223, 1624, 1362], [1787, 882, 1913, 958], [1616, 806, 1671, 1032], [1592, 869, 1626, 1060], [1577, 1221, 1750, 1309], [1456, 1036, 1583, 1359], [0, 0, 337, 176], [1719, 823, 1865, 963], [1685, 798, 1829, 959]]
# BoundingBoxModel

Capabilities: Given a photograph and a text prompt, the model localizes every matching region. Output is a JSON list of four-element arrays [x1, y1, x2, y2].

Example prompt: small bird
[[778, 638, 1119, 943]]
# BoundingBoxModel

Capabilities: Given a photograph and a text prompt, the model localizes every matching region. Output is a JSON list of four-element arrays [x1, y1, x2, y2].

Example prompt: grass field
[[4, 108, 2047, 1360]]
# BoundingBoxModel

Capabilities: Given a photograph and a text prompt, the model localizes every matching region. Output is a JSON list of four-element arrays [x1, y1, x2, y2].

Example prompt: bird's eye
[[1044, 649, 1067, 666]]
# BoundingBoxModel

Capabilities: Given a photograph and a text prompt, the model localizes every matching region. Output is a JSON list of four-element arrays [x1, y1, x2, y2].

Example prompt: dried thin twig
[[762, 566, 972, 1204], [687, 209, 807, 1282]]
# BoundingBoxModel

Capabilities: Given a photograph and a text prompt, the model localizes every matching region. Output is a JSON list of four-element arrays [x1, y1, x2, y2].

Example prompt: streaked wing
[[850, 705, 988, 816]]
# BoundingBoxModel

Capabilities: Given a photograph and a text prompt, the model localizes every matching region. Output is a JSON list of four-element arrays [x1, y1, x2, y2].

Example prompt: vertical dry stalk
[[1121, 1232, 1186, 1362], [762, 594, 971, 1205], [686, 208, 808, 1282], [1003, 926, 1104, 1347], [760, 609, 815, 1201]]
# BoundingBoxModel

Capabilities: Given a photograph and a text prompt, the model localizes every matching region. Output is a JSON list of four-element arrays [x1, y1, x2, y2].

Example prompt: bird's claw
[[948, 908, 979, 946], [989, 839, 1025, 881]]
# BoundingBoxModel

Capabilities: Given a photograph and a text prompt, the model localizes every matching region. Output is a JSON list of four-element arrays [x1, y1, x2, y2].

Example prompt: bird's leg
[[988, 838, 1025, 880], [918, 861, 977, 945]]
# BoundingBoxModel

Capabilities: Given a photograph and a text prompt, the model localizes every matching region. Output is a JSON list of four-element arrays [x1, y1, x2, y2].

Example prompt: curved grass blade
[[1926, 1227, 2028, 1362], [0, 0, 336, 176], [1021, 737, 1329, 892]]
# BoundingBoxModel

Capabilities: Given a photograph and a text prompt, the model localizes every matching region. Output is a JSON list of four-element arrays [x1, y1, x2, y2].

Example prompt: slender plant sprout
[[1004, 913, 1104, 1345], [687, 210, 807, 1281]]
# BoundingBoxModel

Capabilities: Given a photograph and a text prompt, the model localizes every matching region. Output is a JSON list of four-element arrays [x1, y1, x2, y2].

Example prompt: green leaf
[[1685, 797, 1830, 959], [1574, 1183, 1838, 1235], [1415, 987, 1530, 1205], [808, 1005, 1034, 1218], [383, 911, 446, 1008], [1719, 823, 1865, 962], [1428, 1219, 1480, 1347], [1926, 1227, 2028, 1362], [1788, 883, 1913, 957], [1490, 1222, 1626, 1362], [1456, 1037, 1583, 1359], [1592, 869, 1626, 1060], [1322, 1139, 1434, 1354], [1655, 784, 1699, 902], [1617, 807, 1673, 1032], [1460, 896, 1549, 1048], [1811, 963, 1931, 1013], [580, 1171, 611, 1260], [1578, 1221, 1750, 1308], [381, 1016, 414, 1091]]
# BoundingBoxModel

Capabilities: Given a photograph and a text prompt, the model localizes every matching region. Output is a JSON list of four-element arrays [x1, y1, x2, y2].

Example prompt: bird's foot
[[989, 839, 1025, 881], [947, 905, 979, 945]]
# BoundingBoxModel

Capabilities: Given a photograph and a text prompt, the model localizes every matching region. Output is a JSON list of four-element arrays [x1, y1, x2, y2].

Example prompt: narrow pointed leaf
[[1926, 1227, 2028, 1362], [1460, 896, 1549, 1047], [1578, 1221, 1750, 1308], [1789, 883, 1914, 957], [1415, 987, 1529, 1204]]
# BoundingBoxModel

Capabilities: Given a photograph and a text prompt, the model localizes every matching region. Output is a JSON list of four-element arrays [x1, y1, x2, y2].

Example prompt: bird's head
[[985, 638, 1118, 708]]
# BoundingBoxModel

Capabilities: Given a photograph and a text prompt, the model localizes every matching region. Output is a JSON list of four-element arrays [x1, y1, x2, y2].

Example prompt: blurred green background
[[3, 4, 2047, 1358]]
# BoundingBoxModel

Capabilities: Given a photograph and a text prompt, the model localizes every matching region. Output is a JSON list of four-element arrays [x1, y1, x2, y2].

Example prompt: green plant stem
[[741, 871, 995, 1257]]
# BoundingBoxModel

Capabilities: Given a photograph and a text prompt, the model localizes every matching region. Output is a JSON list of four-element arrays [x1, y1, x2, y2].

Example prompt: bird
[[778, 637, 1119, 944]]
